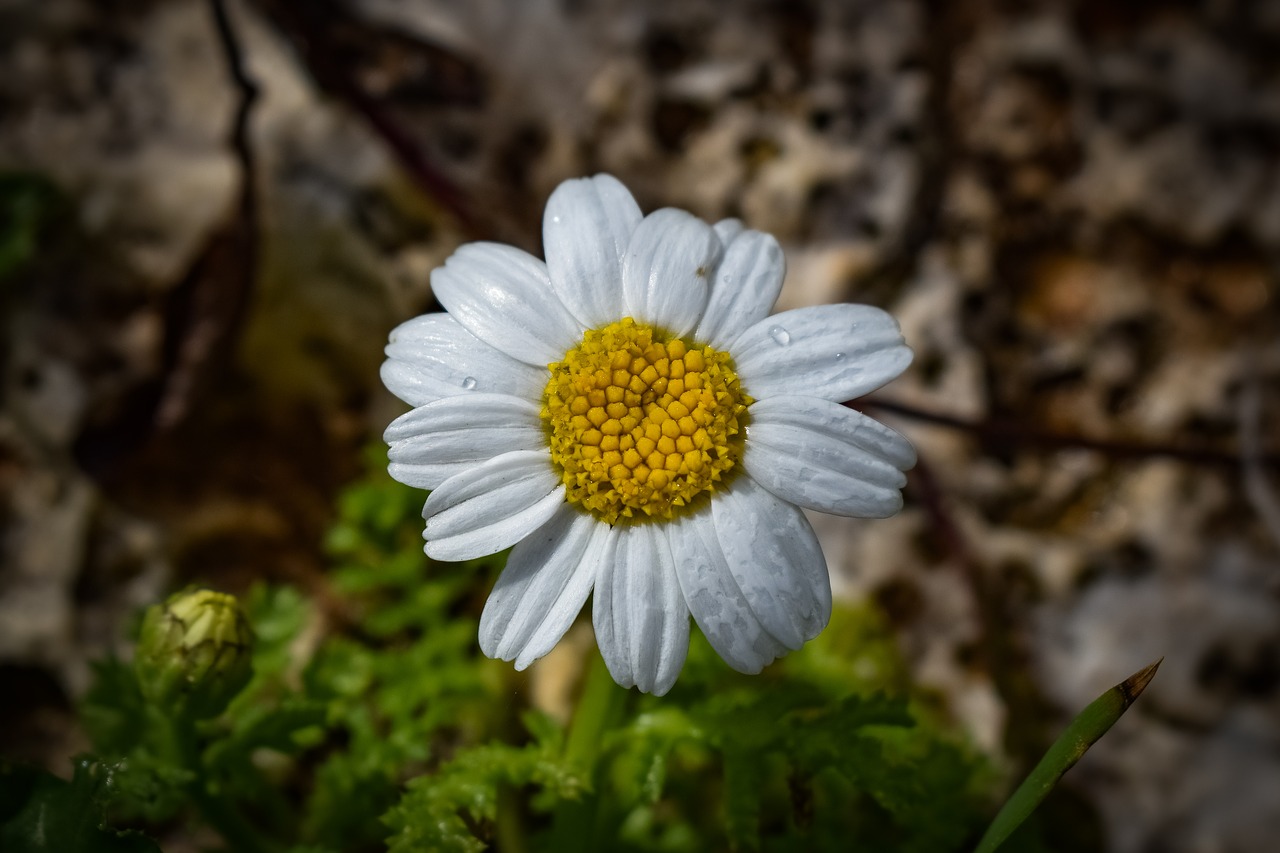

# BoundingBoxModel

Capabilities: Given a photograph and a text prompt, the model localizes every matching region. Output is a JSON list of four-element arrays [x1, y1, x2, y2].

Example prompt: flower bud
[[134, 589, 253, 720]]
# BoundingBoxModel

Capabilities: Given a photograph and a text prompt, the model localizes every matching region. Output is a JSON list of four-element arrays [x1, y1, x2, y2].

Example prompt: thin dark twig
[[905, 455, 992, 670], [1240, 375, 1280, 547], [335, 85, 481, 237], [850, 0, 964, 302], [856, 397, 1280, 469], [249, 0, 481, 237], [210, 0, 259, 220], [152, 0, 262, 430], [909, 448, 1087, 771], [862, 389, 1279, 765]]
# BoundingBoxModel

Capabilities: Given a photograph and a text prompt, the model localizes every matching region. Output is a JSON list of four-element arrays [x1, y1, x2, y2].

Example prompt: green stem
[[564, 650, 627, 769], [171, 715, 277, 853], [550, 650, 630, 851], [494, 783, 528, 853]]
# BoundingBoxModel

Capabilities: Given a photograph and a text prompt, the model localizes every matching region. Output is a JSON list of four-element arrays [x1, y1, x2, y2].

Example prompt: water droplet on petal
[[551, 215, 561, 224], [721, 274, 733, 284], [461, 376, 478, 390], [834, 352, 846, 362], [768, 326, 791, 346]]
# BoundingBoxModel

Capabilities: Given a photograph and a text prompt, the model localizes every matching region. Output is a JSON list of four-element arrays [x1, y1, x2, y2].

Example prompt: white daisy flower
[[382, 174, 915, 696]]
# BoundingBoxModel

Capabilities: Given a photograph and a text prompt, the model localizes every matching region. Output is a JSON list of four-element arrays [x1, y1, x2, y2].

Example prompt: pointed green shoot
[[973, 659, 1162, 853]]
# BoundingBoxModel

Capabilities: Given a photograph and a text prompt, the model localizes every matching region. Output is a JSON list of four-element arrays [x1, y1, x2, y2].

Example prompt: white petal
[[713, 218, 745, 246], [709, 475, 831, 651], [479, 505, 604, 669], [622, 209, 722, 337], [385, 393, 544, 489], [731, 304, 912, 401], [669, 509, 789, 674], [422, 450, 564, 561], [695, 229, 785, 350], [593, 524, 690, 695], [380, 314, 545, 407], [745, 395, 914, 518], [543, 174, 643, 328], [430, 243, 584, 366]]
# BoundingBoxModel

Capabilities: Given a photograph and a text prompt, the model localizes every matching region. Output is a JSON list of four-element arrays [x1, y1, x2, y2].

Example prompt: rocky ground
[[2, 1, 1278, 850]]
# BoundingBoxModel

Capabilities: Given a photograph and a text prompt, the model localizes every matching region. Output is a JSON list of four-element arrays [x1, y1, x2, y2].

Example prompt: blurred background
[[1, 0, 1278, 850]]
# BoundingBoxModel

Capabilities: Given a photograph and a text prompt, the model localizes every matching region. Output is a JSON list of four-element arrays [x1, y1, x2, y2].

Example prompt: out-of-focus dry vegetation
[[1, 1, 1278, 850]]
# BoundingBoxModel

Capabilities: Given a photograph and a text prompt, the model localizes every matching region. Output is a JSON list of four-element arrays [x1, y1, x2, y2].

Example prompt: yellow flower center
[[543, 318, 751, 524]]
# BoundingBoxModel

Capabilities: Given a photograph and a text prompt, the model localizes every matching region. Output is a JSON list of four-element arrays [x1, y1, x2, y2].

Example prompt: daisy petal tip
[[585, 172, 632, 194], [477, 635, 499, 661], [712, 217, 745, 246], [868, 492, 905, 519], [649, 667, 682, 697], [378, 358, 400, 390], [882, 343, 915, 383], [602, 664, 635, 692]]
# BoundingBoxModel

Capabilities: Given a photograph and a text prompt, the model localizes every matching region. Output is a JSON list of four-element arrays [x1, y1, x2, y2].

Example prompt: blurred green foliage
[[7, 448, 996, 851], [0, 760, 162, 853], [0, 172, 64, 282]]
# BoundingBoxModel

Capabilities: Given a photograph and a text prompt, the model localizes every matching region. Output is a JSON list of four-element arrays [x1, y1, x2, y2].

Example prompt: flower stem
[[564, 650, 626, 769], [494, 783, 528, 853], [171, 715, 277, 853], [550, 649, 630, 850]]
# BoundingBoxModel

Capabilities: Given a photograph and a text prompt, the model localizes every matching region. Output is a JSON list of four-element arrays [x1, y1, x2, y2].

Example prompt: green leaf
[[974, 660, 1162, 853], [720, 748, 768, 851], [79, 660, 195, 823], [207, 697, 329, 771], [568, 608, 993, 852], [0, 172, 63, 281], [0, 759, 163, 853], [239, 584, 313, 682], [697, 690, 915, 850], [80, 658, 149, 756], [383, 740, 585, 853]]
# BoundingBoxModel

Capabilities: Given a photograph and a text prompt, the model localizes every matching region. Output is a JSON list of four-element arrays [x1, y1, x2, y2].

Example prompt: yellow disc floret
[[543, 318, 751, 524]]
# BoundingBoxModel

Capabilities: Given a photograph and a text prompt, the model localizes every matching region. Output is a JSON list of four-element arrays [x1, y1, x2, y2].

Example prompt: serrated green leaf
[[239, 584, 313, 684], [210, 698, 329, 766], [383, 741, 585, 853], [0, 760, 162, 853], [721, 749, 766, 851]]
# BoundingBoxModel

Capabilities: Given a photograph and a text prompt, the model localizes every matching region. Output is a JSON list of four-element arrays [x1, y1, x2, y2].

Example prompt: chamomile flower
[[382, 175, 915, 695]]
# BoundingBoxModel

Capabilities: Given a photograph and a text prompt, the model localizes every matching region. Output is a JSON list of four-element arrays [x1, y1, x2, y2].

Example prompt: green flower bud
[[135, 589, 253, 720]]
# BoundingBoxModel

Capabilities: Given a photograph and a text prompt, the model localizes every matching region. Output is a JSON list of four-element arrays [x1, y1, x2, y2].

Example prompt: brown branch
[[76, 0, 264, 474], [151, 0, 263, 431], [865, 387, 1276, 769], [211, 0, 260, 214], [855, 397, 1280, 469], [250, 0, 482, 237], [906, 452, 1062, 767], [849, 0, 968, 302]]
